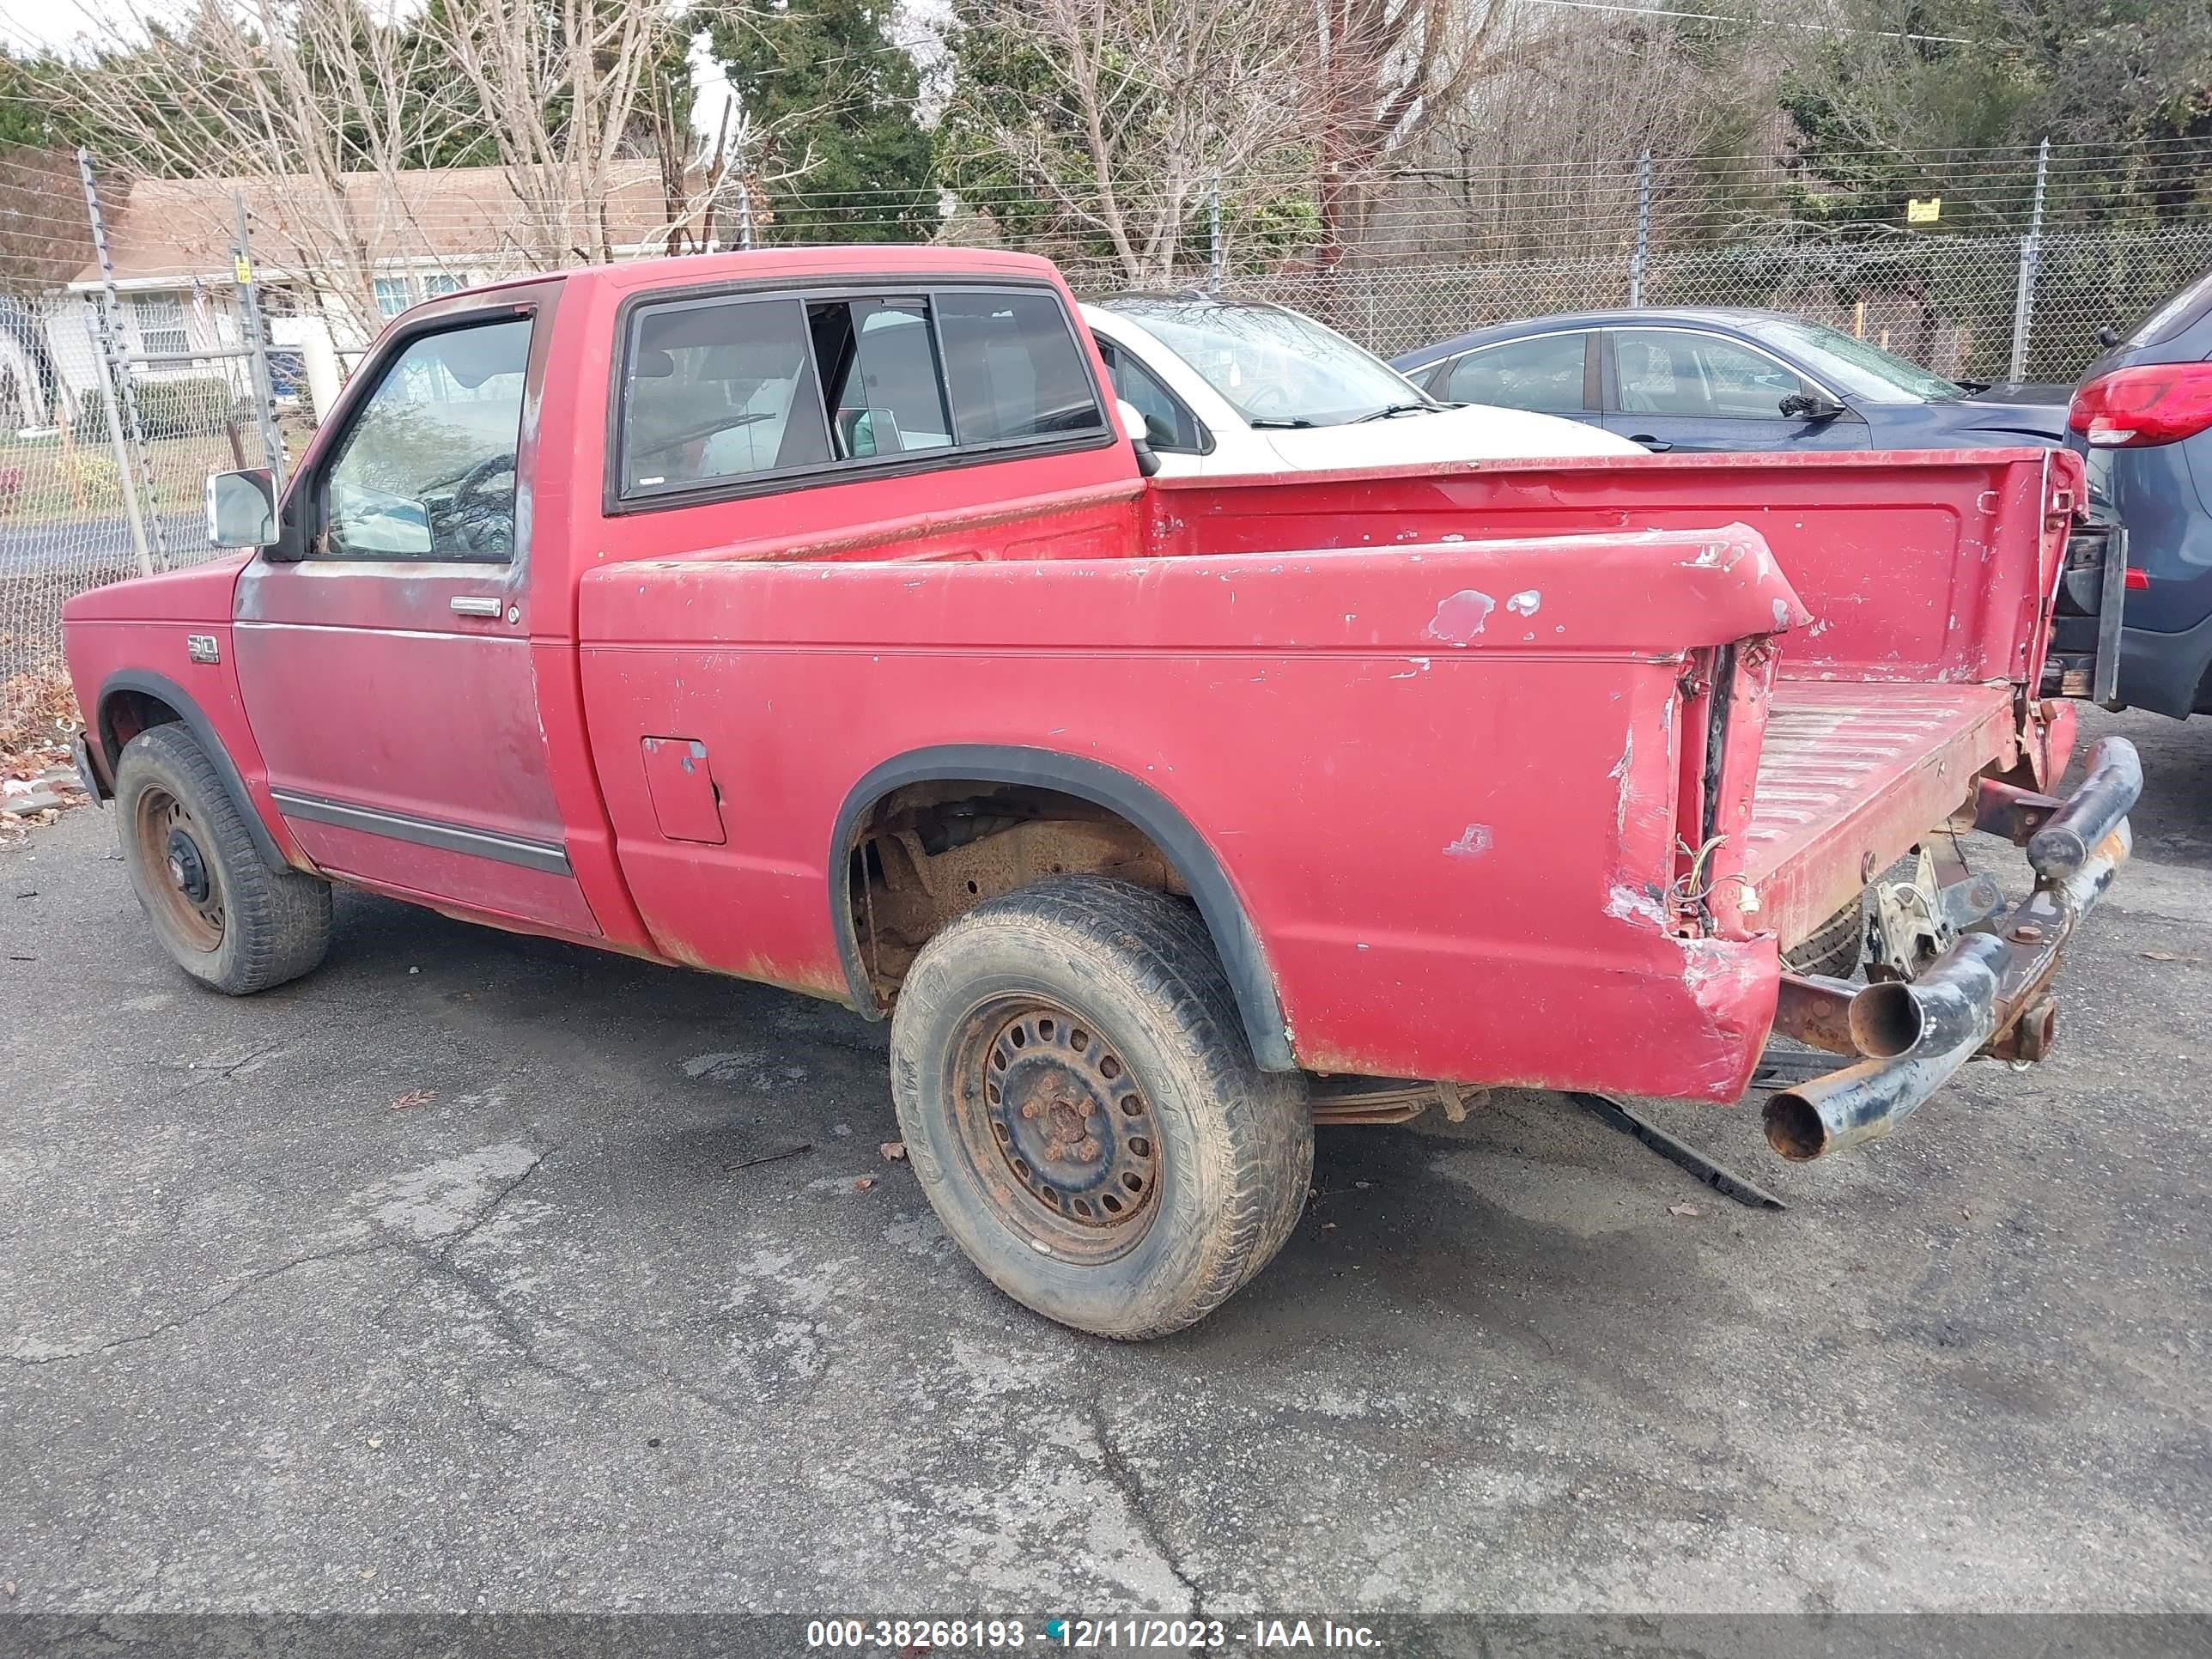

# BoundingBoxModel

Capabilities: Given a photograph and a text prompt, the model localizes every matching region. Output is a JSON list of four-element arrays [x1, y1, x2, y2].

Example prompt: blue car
[[2063, 270, 2212, 719], [1391, 308, 2069, 454]]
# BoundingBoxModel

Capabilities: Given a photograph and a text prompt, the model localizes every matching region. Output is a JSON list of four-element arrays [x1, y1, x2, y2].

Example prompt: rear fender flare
[[96, 670, 289, 873], [831, 744, 1293, 1072]]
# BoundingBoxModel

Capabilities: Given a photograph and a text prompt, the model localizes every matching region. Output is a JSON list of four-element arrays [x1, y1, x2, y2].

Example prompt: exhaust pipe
[[1765, 819, 2131, 1161]]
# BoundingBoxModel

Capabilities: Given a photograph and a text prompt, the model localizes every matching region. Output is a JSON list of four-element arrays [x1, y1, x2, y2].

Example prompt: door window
[[1613, 329, 1812, 418], [809, 297, 953, 458], [1442, 333, 1587, 414], [935, 290, 1108, 444], [319, 317, 531, 562], [1096, 338, 1204, 452], [621, 297, 830, 493]]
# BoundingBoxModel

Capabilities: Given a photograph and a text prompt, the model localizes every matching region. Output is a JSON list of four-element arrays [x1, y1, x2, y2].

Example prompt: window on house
[[424, 274, 465, 298], [619, 296, 830, 494], [132, 295, 189, 357], [374, 277, 416, 319]]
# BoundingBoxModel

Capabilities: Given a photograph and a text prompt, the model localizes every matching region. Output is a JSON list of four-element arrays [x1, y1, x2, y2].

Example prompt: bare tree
[[946, 0, 1317, 287], [428, 0, 685, 268], [1310, 0, 1526, 255], [42, 0, 744, 342]]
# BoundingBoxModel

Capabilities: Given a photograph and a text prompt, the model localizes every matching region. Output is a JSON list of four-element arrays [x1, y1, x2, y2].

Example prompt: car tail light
[[2069, 362, 2212, 447], [2126, 567, 2150, 590]]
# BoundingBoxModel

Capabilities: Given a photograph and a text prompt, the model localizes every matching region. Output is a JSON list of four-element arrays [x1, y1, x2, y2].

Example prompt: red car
[[63, 247, 2137, 1336]]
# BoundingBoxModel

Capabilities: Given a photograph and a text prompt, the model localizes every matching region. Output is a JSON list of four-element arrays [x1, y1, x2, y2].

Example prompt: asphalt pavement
[[1, 707, 2207, 1619]]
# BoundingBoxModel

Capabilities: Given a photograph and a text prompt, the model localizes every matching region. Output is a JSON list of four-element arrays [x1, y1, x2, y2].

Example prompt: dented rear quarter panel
[[579, 525, 1804, 1100]]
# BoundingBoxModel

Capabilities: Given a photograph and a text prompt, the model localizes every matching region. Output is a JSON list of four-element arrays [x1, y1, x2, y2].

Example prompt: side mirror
[[2095, 325, 2121, 349], [1780, 392, 1846, 422], [205, 468, 276, 548], [1116, 397, 1161, 477]]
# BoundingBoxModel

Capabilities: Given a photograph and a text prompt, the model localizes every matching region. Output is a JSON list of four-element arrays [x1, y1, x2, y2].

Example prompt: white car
[[1081, 295, 1642, 475]]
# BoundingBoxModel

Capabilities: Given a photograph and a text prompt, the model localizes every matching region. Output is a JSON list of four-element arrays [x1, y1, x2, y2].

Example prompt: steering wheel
[[1242, 383, 1291, 416], [447, 453, 514, 510]]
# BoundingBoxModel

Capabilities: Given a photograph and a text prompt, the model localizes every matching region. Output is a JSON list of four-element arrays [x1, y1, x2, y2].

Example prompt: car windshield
[[1100, 298, 1431, 426], [1733, 316, 1966, 404]]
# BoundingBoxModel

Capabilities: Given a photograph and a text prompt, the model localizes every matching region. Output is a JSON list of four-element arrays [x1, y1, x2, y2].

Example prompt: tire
[[1782, 891, 1866, 980], [113, 724, 332, 995], [889, 877, 1312, 1340]]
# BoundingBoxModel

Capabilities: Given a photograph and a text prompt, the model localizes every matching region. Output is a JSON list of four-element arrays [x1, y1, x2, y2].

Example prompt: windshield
[[1734, 316, 1966, 404], [1100, 298, 1430, 426]]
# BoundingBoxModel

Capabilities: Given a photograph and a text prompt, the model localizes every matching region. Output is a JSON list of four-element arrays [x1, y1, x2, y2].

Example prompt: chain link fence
[[4, 176, 2211, 680], [0, 290, 268, 679]]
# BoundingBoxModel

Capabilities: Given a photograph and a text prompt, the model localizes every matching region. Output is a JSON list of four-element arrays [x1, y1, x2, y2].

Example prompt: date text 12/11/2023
[[804, 1618, 1383, 1650]]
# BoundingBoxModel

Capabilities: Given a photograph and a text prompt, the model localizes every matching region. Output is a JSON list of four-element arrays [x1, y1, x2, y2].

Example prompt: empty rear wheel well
[[99, 688, 185, 770], [848, 781, 1187, 994], [831, 750, 1293, 1071]]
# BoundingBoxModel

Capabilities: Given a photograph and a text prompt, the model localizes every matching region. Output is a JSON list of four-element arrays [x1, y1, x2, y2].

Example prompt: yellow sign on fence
[[1906, 197, 1942, 225]]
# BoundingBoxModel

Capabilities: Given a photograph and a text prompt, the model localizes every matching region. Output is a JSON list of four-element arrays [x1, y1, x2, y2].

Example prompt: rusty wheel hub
[[134, 786, 223, 953], [956, 999, 1159, 1260]]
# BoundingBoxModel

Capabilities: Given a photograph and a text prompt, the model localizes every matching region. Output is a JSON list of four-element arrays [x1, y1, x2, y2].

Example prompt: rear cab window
[[613, 282, 1109, 507]]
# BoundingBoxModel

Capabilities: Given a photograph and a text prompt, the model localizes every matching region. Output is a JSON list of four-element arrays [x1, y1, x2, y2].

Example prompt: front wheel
[[113, 724, 332, 994], [889, 878, 1311, 1340]]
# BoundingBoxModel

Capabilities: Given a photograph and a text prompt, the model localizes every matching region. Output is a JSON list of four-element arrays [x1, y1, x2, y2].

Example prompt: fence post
[[75, 149, 157, 579], [231, 194, 285, 487], [2009, 137, 2050, 384], [1208, 177, 1224, 296], [1628, 149, 1652, 307]]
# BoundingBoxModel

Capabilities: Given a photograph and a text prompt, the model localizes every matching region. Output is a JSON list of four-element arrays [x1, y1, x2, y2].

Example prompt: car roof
[[1393, 307, 1793, 368]]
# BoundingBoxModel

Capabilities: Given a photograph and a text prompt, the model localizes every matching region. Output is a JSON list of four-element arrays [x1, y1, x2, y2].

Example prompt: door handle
[[1629, 434, 1674, 453], [449, 595, 503, 617]]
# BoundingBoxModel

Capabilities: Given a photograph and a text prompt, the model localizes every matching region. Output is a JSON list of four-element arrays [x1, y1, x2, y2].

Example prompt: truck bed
[[1745, 681, 2019, 949]]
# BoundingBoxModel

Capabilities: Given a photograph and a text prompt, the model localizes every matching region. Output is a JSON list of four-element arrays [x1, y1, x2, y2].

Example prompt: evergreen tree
[[699, 0, 937, 244]]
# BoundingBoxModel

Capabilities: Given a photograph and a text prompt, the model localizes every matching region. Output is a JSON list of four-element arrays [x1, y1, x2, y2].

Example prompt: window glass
[[1613, 329, 1811, 418], [1734, 316, 1960, 404], [373, 277, 415, 319], [935, 290, 1106, 443], [321, 318, 530, 561], [132, 296, 188, 356], [1443, 333, 1586, 413], [1098, 298, 1425, 427], [1097, 338, 1202, 452], [809, 297, 952, 459], [623, 297, 830, 493], [424, 274, 465, 298]]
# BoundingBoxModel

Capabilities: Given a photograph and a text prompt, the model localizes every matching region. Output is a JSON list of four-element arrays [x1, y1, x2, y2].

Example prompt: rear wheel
[[114, 724, 331, 994], [889, 878, 1310, 1339]]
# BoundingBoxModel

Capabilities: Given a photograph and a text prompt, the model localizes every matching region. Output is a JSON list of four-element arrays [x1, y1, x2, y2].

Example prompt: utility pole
[[76, 149, 156, 577], [2008, 138, 2050, 385]]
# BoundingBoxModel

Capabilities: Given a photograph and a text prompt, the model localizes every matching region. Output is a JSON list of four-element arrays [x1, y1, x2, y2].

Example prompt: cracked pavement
[[1, 706, 2208, 1615]]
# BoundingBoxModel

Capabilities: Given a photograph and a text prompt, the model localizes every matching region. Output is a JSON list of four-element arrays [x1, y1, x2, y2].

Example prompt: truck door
[[231, 294, 598, 939]]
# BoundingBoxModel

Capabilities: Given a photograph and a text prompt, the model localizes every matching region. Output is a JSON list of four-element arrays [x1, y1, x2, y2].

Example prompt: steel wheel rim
[[948, 994, 1162, 1265], [133, 785, 224, 953]]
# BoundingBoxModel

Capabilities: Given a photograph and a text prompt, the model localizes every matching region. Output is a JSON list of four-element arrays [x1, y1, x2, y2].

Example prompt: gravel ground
[[1, 706, 2206, 1621]]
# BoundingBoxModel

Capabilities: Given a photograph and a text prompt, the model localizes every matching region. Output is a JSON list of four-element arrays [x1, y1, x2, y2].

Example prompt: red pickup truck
[[63, 247, 2138, 1338]]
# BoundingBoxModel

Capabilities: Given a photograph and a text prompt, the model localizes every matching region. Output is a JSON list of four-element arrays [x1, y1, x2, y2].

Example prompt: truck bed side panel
[[579, 528, 1802, 1100], [1146, 449, 2079, 690]]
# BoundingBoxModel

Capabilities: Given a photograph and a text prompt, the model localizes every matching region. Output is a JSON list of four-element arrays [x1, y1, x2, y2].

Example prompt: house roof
[[71, 161, 682, 288]]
